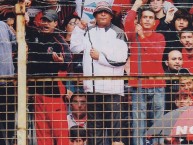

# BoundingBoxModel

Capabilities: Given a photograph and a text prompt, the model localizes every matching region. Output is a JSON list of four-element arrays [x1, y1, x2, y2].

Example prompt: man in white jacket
[[70, 2, 128, 145]]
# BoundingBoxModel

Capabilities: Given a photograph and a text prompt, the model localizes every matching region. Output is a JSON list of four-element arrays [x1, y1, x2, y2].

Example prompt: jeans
[[131, 87, 165, 145]]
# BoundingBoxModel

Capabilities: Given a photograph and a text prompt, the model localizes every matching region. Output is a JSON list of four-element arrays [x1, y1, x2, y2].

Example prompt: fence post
[[15, 1, 27, 145]]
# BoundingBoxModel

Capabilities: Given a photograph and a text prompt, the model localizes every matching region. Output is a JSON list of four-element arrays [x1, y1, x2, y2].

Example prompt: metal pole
[[86, 26, 95, 93], [15, 1, 27, 145]]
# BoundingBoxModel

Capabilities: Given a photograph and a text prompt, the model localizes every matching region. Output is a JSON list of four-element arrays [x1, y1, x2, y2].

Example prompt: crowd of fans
[[0, 0, 193, 145]]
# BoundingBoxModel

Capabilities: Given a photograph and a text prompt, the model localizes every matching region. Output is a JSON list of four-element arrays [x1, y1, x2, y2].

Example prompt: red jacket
[[182, 48, 193, 74], [125, 10, 166, 88]]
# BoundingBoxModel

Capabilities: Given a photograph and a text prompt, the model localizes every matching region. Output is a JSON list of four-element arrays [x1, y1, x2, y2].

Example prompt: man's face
[[71, 96, 86, 119], [180, 32, 193, 50], [175, 94, 193, 108], [41, 18, 57, 33], [149, 0, 164, 13], [175, 18, 189, 31], [70, 138, 85, 145], [95, 11, 112, 28], [180, 79, 193, 91], [140, 10, 155, 30], [165, 50, 183, 71]]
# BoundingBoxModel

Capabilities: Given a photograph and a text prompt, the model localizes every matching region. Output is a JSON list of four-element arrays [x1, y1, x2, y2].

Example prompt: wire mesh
[[0, 0, 193, 145]]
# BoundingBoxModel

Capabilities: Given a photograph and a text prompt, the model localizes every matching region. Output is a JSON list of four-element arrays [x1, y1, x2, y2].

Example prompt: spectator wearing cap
[[67, 87, 87, 130], [70, 1, 128, 145], [74, 0, 131, 29], [33, 0, 76, 29], [27, 9, 72, 145], [174, 90, 193, 108]]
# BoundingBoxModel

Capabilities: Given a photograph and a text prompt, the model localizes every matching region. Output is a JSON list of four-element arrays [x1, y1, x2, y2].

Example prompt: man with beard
[[165, 49, 190, 112], [179, 28, 193, 73]]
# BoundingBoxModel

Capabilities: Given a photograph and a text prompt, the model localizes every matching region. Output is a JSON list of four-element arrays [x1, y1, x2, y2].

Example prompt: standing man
[[124, 0, 166, 144], [164, 49, 189, 112], [0, 21, 16, 145], [70, 1, 128, 145], [179, 28, 193, 73], [27, 10, 72, 145]]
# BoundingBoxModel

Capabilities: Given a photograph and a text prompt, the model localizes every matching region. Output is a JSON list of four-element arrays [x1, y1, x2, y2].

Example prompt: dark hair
[[62, 14, 80, 28], [178, 27, 193, 38], [139, 6, 156, 19], [69, 125, 86, 142], [70, 86, 86, 103], [70, 94, 86, 103], [172, 8, 192, 29], [61, 14, 80, 39]]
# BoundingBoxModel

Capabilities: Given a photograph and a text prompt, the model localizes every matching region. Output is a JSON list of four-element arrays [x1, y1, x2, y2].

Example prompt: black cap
[[41, 10, 58, 21]]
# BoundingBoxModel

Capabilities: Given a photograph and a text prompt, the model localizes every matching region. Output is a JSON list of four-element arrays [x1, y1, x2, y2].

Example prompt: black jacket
[[27, 30, 72, 96]]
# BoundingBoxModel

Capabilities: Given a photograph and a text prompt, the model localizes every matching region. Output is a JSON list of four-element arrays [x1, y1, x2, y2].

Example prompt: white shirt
[[70, 25, 128, 95]]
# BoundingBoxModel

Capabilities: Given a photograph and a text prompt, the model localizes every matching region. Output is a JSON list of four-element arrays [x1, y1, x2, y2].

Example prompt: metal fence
[[1, 76, 193, 145], [1, 1, 193, 145]]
